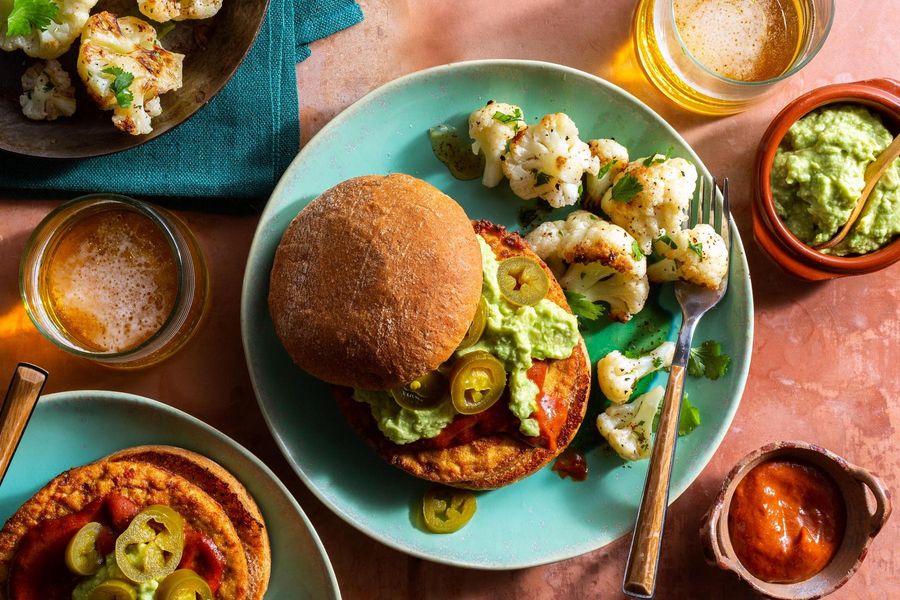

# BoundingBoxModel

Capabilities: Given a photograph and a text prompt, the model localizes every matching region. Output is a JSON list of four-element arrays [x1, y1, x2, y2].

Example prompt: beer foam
[[675, 0, 796, 81], [47, 211, 178, 352]]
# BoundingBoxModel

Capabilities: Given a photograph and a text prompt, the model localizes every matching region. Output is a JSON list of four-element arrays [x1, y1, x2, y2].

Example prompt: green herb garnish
[[6, 0, 59, 37], [631, 240, 643, 261], [611, 173, 643, 202], [688, 340, 731, 380], [596, 160, 616, 179], [657, 233, 677, 249], [102, 67, 135, 108], [688, 241, 704, 260], [642, 146, 674, 167], [678, 395, 701, 435], [535, 171, 552, 186], [493, 107, 523, 125], [565, 291, 606, 321]]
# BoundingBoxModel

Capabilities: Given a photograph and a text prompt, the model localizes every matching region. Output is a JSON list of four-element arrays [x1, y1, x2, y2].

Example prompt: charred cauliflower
[[647, 224, 729, 289], [0, 0, 99, 59], [601, 155, 697, 254], [19, 58, 75, 120], [525, 210, 649, 322], [468, 100, 526, 188], [77, 12, 183, 135], [503, 113, 600, 208], [137, 0, 223, 22], [596, 342, 675, 404], [584, 138, 629, 211], [597, 386, 664, 461]]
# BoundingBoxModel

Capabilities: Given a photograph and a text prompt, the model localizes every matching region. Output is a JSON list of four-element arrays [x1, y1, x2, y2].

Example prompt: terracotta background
[[1, 0, 898, 598]]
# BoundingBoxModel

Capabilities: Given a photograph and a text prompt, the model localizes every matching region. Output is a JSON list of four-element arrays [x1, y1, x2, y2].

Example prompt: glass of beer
[[20, 194, 209, 368], [633, 0, 835, 115]]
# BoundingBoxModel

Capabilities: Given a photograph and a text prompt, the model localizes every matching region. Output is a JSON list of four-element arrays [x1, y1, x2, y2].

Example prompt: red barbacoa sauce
[[410, 360, 568, 451], [552, 449, 588, 481], [9, 493, 225, 600]]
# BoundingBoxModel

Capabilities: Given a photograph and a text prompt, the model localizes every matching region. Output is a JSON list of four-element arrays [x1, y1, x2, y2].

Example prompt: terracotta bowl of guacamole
[[753, 79, 900, 280]]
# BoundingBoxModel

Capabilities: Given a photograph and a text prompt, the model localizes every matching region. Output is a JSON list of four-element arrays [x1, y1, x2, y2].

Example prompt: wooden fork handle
[[624, 319, 696, 598], [0, 364, 48, 485]]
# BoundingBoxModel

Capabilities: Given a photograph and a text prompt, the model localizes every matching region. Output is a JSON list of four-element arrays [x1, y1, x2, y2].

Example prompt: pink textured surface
[[1, 1, 898, 598]]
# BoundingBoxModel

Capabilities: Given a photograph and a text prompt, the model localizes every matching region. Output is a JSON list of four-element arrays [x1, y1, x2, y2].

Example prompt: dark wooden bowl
[[0, 0, 269, 158]]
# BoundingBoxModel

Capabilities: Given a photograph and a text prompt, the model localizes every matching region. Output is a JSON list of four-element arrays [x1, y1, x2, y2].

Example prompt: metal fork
[[623, 177, 731, 598]]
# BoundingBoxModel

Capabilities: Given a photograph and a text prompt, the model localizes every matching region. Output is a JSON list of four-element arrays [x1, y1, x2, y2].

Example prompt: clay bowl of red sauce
[[753, 78, 900, 280], [701, 441, 892, 599]]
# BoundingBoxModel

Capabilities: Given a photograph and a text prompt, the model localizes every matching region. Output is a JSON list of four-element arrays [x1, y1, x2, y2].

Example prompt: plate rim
[[26, 390, 342, 599], [241, 58, 755, 569]]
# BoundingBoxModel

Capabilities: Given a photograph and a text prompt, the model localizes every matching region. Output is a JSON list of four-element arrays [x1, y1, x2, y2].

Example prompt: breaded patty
[[335, 221, 592, 489], [0, 461, 249, 599], [105, 446, 270, 600]]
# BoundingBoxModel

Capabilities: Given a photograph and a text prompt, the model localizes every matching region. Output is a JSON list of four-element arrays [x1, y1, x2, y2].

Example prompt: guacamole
[[73, 551, 160, 600], [770, 104, 900, 255], [354, 235, 580, 444]]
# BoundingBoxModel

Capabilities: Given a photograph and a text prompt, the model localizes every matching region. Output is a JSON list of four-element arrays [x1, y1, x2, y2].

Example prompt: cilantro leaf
[[493, 108, 522, 125], [596, 160, 616, 179], [688, 241, 704, 260], [657, 232, 677, 249], [611, 173, 643, 202], [652, 393, 700, 436], [102, 67, 135, 108], [641, 146, 674, 167], [6, 0, 59, 37], [688, 340, 731, 380], [535, 171, 552, 186], [631, 240, 643, 261], [678, 395, 701, 436], [565, 291, 605, 321]]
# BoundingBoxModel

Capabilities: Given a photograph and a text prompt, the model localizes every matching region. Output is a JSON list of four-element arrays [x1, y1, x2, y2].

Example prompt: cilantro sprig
[[688, 241, 704, 260], [642, 146, 674, 167], [493, 107, 523, 125], [596, 160, 616, 179], [535, 171, 552, 186], [611, 173, 643, 202], [102, 67, 135, 108], [631, 240, 643, 261], [657, 232, 677, 249], [688, 340, 731, 380], [565, 291, 606, 322], [6, 0, 59, 37], [652, 393, 701, 436]]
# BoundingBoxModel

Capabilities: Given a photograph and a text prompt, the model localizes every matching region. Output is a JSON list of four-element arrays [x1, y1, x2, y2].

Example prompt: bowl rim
[[701, 440, 892, 600], [0, 0, 271, 159], [754, 78, 900, 274]]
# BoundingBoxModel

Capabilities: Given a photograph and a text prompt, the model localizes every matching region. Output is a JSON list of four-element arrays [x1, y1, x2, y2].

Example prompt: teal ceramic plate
[[241, 60, 753, 569], [0, 391, 340, 600]]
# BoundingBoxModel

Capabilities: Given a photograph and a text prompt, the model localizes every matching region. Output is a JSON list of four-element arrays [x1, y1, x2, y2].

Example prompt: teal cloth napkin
[[0, 0, 363, 199]]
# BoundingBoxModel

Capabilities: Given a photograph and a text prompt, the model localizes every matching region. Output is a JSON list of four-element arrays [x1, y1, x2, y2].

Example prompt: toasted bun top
[[268, 174, 483, 390]]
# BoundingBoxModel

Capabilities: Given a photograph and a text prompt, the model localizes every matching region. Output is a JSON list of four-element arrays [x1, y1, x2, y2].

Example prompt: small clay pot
[[700, 441, 891, 600], [753, 79, 900, 280]]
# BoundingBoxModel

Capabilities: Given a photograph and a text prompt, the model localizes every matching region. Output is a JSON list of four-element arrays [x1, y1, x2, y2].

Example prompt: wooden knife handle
[[0, 364, 48, 485]]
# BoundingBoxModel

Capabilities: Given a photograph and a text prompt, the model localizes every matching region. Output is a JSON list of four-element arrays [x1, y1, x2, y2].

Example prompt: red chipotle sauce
[[9, 493, 226, 599], [728, 459, 846, 583], [552, 449, 588, 481]]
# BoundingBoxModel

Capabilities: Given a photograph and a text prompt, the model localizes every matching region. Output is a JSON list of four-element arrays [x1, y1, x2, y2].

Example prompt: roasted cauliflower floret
[[597, 342, 675, 404], [0, 0, 99, 59], [19, 58, 75, 120], [584, 138, 629, 211], [525, 210, 649, 322], [137, 0, 223, 22], [502, 113, 600, 208], [597, 386, 664, 461], [647, 224, 729, 289], [601, 156, 697, 253], [468, 100, 526, 188], [78, 12, 184, 135]]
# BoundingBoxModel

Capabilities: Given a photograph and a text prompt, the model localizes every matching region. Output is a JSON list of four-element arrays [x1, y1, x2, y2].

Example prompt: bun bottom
[[335, 222, 591, 490]]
